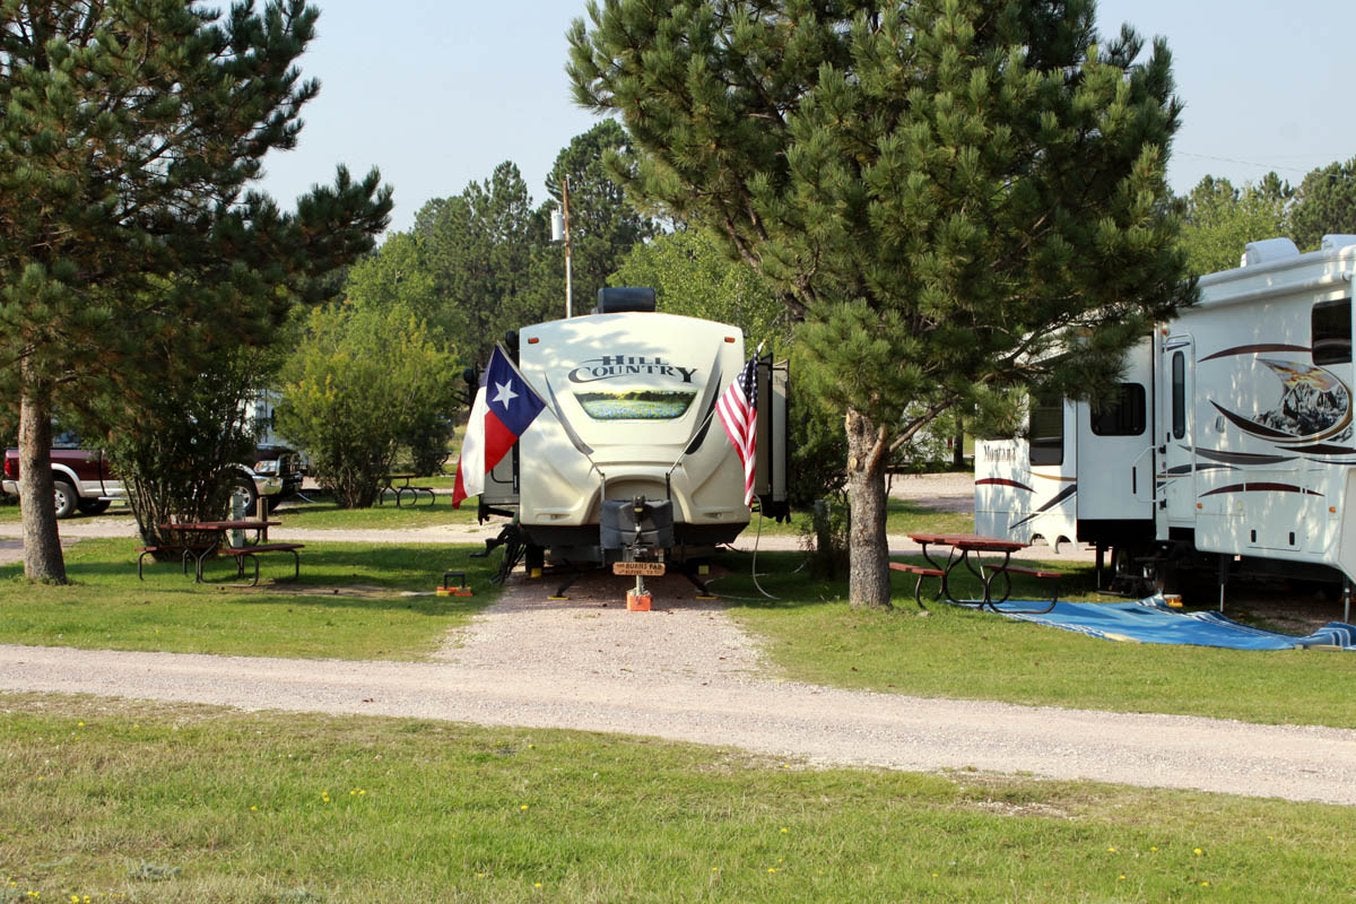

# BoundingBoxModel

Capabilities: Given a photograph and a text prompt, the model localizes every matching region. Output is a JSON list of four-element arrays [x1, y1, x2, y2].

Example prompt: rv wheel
[[1110, 546, 1136, 578], [1110, 545, 1156, 598]]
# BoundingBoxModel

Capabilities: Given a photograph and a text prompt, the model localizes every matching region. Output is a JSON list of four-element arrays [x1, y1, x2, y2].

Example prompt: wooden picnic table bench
[[901, 532, 1057, 614], [889, 561, 946, 609], [218, 542, 305, 586], [140, 519, 294, 585]]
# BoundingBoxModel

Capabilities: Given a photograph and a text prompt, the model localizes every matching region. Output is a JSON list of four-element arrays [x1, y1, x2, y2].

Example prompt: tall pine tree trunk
[[844, 406, 891, 608], [18, 366, 67, 583]]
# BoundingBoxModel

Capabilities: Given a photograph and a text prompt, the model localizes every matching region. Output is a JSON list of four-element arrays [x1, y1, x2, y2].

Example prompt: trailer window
[[574, 390, 696, 420], [1171, 352, 1186, 440], [1028, 394, 1064, 466], [1312, 299, 1352, 365], [1091, 383, 1147, 436]]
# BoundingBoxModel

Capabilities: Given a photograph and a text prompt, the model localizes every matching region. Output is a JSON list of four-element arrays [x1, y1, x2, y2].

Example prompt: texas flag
[[452, 346, 546, 508]]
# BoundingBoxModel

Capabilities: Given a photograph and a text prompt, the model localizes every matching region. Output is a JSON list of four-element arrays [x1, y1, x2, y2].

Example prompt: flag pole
[[666, 341, 765, 481]]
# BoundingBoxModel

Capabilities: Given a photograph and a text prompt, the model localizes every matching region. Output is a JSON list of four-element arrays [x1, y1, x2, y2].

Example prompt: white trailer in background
[[475, 288, 789, 583], [976, 236, 1356, 610]]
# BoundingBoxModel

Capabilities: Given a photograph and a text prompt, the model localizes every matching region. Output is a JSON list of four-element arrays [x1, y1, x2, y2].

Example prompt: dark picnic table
[[894, 532, 1057, 614]]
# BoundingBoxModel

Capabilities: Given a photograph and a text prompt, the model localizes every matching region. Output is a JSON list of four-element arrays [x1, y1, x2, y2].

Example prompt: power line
[[1173, 151, 1356, 190]]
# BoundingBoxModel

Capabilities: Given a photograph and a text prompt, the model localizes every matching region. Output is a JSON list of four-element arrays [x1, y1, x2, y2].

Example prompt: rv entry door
[[1158, 334, 1196, 537]]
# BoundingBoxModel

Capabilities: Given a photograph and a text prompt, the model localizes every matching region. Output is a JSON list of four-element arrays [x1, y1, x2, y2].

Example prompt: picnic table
[[141, 519, 300, 586], [893, 532, 1058, 614], [378, 474, 436, 507]]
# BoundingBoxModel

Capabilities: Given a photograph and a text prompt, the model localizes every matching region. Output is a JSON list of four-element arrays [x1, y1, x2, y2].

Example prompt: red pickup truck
[[2, 443, 304, 519]]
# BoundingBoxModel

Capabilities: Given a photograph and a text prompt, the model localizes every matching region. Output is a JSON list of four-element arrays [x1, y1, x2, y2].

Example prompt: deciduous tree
[[1179, 175, 1290, 274], [275, 303, 461, 507], [0, 0, 391, 582], [570, 0, 1193, 607], [610, 228, 788, 340]]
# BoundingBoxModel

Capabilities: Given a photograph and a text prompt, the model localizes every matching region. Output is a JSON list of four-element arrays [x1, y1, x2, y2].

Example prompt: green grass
[[711, 550, 1356, 730], [883, 497, 972, 536], [0, 538, 496, 660], [272, 489, 480, 529], [3, 694, 1354, 903]]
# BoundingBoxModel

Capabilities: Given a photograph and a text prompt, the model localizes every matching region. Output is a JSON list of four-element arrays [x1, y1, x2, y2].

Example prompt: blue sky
[[257, 1, 1356, 233]]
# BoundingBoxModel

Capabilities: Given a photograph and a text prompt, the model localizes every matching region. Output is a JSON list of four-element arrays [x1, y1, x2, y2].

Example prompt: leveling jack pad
[[437, 570, 474, 597]]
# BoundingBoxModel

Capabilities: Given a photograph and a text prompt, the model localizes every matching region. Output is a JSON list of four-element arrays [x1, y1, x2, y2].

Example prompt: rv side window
[[1091, 383, 1147, 437], [1028, 395, 1064, 466], [1312, 299, 1352, 365], [1171, 352, 1186, 440]]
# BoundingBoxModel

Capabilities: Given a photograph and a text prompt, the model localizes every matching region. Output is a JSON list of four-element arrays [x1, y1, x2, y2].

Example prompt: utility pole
[[552, 176, 574, 318]]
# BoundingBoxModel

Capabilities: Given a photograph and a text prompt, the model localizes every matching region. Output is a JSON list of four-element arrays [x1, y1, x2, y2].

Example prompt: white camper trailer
[[476, 288, 789, 575], [976, 235, 1356, 600]]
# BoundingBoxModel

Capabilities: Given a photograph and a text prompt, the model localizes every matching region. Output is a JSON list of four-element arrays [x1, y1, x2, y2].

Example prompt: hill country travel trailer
[[975, 235, 1356, 612], [464, 287, 788, 588]]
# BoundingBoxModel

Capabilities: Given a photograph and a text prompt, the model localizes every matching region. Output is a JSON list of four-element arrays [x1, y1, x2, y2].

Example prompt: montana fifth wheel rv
[[476, 288, 788, 576], [976, 235, 1356, 603]]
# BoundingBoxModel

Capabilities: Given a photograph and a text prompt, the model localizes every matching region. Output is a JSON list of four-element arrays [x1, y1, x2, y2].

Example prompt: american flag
[[716, 354, 758, 507]]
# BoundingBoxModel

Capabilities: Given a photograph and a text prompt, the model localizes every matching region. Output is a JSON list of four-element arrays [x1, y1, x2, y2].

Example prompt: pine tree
[[0, 1, 391, 582], [1290, 157, 1356, 252], [570, 0, 1193, 607], [414, 162, 540, 366], [539, 120, 657, 315]]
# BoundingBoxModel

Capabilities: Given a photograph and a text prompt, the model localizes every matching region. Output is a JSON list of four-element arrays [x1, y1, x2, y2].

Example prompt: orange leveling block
[[437, 570, 474, 598]]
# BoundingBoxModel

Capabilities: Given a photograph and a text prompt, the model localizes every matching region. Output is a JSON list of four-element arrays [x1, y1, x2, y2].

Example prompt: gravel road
[[3, 476, 1354, 805]]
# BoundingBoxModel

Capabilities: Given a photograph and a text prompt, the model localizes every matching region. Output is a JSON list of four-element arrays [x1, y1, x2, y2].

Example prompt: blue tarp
[[992, 597, 1356, 651]]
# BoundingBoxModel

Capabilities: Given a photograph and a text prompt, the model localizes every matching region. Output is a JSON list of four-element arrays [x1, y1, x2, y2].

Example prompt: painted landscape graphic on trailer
[[574, 390, 697, 420], [1209, 352, 1353, 447]]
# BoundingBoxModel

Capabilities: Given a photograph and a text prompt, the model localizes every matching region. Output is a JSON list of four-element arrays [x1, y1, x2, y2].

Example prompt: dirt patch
[[1208, 579, 1352, 635]]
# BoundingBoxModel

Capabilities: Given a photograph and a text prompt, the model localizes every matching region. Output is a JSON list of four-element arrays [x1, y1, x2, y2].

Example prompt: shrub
[[276, 304, 460, 507]]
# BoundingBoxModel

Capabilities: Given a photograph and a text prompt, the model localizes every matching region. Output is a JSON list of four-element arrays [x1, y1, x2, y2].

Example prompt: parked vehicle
[[2, 439, 304, 519], [476, 287, 789, 569], [975, 234, 1356, 602]]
